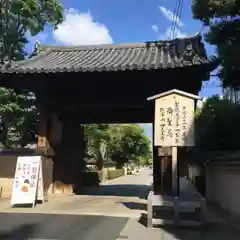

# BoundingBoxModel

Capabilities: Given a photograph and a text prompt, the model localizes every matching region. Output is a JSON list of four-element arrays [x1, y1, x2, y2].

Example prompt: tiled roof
[[0, 34, 213, 74]]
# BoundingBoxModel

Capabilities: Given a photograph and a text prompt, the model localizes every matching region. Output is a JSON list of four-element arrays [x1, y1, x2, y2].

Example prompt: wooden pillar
[[172, 146, 178, 196], [49, 113, 62, 147], [159, 147, 172, 195], [152, 147, 160, 194], [37, 109, 50, 151], [36, 108, 55, 196], [52, 119, 85, 194], [152, 119, 162, 194]]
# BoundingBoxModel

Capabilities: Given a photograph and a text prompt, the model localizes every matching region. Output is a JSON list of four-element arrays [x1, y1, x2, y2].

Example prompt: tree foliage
[[85, 124, 152, 168], [0, 87, 24, 147], [0, 0, 63, 148], [0, 89, 38, 148], [192, 0, 240, 87], [0, 0, 63, 61], [195, 95, 240, 151]]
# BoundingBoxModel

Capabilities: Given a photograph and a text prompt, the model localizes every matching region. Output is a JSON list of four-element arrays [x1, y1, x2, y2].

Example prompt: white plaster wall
[[206, 165, 240, 215]]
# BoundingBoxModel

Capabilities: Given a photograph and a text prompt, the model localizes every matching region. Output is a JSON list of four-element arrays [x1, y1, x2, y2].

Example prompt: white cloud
[[151, 25, 159, 33], [159, 6, 184, 27], [159, 26, 187, 40], [53, 8, 113, 45]]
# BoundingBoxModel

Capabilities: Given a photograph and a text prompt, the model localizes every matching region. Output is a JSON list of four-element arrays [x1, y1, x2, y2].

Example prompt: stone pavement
[[119, 218, 240, 240], [0, 168, 152, 218], [117, 175, 240, 240], [0, 213, 129, 240], [0, 168, 239, 239]]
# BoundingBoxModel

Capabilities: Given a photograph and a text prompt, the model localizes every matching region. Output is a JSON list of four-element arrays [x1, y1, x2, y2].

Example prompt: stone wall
[[0, 150, 27, 198]]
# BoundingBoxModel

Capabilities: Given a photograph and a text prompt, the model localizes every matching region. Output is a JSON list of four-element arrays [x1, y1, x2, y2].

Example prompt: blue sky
[[26, 0, 222, 140]]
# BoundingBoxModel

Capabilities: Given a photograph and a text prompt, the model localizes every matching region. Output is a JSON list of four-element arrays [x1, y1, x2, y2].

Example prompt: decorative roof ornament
[[35, 40, 41, 51], [29, 40, 41, 58], [182, 40, 196, 62]]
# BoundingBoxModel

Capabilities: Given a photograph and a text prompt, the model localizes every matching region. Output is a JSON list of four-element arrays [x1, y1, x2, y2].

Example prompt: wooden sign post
[[147, 89, 199, 196]]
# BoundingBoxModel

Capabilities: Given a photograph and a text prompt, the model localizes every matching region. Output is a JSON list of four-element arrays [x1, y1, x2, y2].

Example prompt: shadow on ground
[[0, 224, 37, 240], [0, 213, 129, 240], [78, 184, 150, 199], [12, 204, 33, 208], [138, 213, 240, 240], [121, 202, 147, 211]]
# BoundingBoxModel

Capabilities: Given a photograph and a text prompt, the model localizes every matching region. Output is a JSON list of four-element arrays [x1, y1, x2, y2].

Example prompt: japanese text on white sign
[[154, 94, 195, 146]]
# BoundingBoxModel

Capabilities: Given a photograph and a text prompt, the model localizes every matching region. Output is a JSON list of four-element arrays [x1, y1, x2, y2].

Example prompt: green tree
[[0, 89, 38, 148], [16, 92, 39, 147], [192, 0, 240, 87], [84, 124, 152, 169], [0, 87, 24, 147], [84, 124, 110, 169], [0, 0, 63, 61], [195, 95, 240, 151], [108, 124, 152, 168], [0, 0, 63, 148]]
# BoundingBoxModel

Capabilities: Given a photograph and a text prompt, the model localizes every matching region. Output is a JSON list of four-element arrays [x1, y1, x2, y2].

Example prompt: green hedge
[[107, 169, 125, 180], [97, 170, 104, 182], [82, 169, 125, 187]]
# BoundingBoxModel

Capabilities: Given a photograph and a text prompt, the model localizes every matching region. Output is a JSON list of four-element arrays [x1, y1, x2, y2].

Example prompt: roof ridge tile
[[0, 34, 217, 74]]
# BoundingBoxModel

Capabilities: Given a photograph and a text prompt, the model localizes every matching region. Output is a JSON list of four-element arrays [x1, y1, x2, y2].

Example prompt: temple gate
[[0, 34, 217, 195]]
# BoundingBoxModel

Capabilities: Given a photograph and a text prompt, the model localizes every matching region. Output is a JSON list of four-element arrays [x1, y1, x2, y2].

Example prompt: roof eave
[[147, 89, 200, 101]]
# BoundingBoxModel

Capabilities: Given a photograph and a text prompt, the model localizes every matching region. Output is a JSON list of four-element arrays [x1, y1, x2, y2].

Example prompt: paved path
[[0, 212, 239, 240], [0, 213, 128, 240], [0, 169, 239, 239], [0, 168, 152, 218]]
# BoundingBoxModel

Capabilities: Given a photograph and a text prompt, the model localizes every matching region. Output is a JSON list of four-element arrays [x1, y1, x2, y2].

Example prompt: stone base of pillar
[[48, 182, 73, 195]]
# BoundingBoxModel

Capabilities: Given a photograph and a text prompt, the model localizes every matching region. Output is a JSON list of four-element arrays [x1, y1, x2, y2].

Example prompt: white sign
[[11, 156, 43, 207], [148, 89, 199, 147]]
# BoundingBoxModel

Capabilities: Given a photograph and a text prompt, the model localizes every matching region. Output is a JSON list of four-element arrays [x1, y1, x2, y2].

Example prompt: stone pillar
[[52, 120, 85, 194]]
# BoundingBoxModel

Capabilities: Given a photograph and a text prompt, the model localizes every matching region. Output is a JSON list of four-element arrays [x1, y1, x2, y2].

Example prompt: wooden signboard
[[148, 89, 199, 196], [148, 89, 199, 147]]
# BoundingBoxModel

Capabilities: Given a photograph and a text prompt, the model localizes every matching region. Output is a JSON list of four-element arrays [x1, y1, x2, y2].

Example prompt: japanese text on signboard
[[158, 97, 190, 146]]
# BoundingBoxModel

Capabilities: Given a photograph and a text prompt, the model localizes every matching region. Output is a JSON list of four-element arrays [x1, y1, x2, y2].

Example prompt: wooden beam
[[59, 107, 153, 123], [47, 103, 151, 111]]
